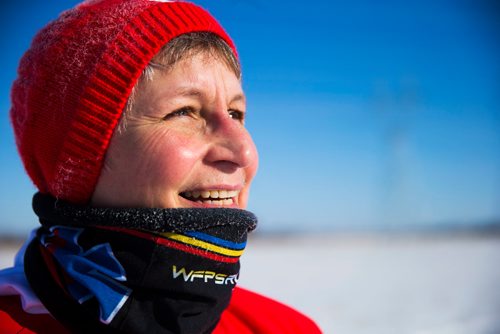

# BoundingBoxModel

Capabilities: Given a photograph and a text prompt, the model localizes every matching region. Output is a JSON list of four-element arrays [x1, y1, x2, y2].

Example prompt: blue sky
[[1, 0, 499, 235]]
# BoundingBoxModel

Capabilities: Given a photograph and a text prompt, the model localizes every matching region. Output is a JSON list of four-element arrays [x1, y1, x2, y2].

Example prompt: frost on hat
[[10, 0, 236, 204]]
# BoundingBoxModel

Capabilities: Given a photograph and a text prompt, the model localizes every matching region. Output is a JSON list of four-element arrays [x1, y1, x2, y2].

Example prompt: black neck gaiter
[[24, 193, 257, 334]]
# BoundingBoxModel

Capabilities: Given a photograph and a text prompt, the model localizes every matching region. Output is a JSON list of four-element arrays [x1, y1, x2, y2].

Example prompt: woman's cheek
[[146, 133, 203, 188]]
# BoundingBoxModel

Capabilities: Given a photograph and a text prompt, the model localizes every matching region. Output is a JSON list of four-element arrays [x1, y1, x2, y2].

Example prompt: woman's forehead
[[135, 55, 245, 106]]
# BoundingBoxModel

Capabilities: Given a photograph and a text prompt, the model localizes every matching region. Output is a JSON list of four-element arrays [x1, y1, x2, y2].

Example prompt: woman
[[0, 1, 321, 333]]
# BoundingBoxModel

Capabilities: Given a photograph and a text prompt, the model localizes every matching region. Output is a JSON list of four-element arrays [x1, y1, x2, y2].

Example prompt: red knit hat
[[10, 0, 237, 204]]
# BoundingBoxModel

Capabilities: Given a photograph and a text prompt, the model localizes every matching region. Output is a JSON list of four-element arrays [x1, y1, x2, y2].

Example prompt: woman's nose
[[204, 113, 257, 171]]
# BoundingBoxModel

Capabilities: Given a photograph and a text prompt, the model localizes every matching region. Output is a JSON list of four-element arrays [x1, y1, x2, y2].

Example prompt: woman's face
[[91, 52, 258, 209]]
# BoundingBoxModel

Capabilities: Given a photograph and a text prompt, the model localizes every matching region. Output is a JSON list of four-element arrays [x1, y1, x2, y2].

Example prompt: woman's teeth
[[181, 190, 239, 206]]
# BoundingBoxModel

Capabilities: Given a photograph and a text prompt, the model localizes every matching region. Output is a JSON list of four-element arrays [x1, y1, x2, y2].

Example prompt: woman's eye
[[163, 107, 193, 120], [229, 109, 245, 122]]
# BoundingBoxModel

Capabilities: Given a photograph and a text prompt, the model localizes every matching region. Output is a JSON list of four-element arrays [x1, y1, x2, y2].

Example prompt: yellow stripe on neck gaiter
[[160, 232, 244, 257]]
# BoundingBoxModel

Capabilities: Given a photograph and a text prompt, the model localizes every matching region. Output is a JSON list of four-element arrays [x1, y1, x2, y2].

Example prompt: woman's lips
[[180, 189, 240, 207]]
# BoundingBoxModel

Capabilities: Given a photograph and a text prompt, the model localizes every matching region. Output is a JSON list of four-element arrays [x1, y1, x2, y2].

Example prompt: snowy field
[[239, 233, 500, 334], [2, 233, 500, 334]]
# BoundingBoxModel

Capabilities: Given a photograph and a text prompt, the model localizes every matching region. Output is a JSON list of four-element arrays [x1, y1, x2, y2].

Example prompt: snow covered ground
[[238, 233, 500, 334], [2, 233, 500, 334]]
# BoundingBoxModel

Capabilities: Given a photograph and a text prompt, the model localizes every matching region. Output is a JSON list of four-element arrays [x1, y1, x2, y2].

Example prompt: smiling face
[[90, 52, 258, 209]]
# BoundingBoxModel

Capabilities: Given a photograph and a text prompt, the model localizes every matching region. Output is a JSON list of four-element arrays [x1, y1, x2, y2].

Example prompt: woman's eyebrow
[[171, 87, 245, 104], [230, 93, 246, 105]]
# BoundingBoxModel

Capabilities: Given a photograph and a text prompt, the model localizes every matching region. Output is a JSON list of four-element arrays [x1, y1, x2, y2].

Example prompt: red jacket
[[0, 287, 321, 333]]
